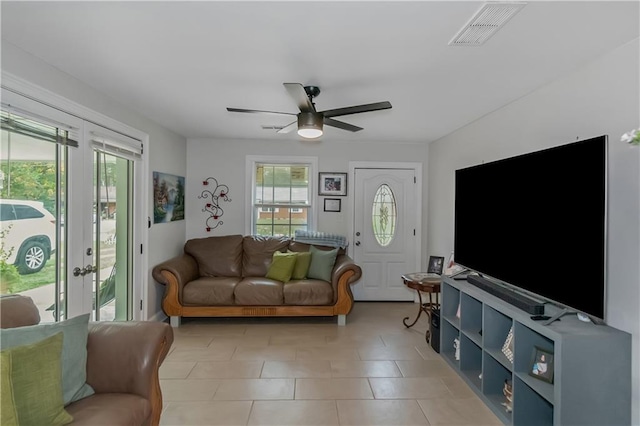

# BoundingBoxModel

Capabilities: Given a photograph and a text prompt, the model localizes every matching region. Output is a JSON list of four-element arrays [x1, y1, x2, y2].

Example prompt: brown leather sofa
[[0, 294, 174, 426], [152, 235, 362, 326]]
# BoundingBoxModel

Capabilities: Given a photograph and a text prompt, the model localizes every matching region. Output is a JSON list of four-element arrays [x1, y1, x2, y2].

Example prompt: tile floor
[[159, 302, 501, 426]]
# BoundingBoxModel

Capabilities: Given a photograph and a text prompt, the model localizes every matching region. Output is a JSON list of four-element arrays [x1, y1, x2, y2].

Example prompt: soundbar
[[467, 275, 544, 315]]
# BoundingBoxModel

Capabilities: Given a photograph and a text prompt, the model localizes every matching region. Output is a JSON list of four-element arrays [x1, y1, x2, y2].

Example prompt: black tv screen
[[454, 136, 607, 319]]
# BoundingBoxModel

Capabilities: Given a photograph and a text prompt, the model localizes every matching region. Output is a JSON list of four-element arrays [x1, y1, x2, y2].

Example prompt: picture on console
[[427, 256, 445, 275], [528, 346, 554, 384]]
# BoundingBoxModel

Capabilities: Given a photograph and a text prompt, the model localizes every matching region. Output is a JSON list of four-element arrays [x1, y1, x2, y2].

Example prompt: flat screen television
[[454, 135, 607, 320]]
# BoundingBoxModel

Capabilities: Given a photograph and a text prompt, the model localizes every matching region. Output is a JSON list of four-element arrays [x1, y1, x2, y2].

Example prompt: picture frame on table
[[427, 256, 445, 275], [323, 198, 341, 212], [319, 172, 347, 196], [528, 346, 554, 383]]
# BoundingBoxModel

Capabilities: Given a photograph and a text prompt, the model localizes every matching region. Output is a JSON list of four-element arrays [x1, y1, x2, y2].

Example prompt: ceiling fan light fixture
[[297, 112, 323, 139]]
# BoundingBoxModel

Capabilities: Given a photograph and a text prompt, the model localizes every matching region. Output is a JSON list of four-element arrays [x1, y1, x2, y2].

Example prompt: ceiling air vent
[[449, 2, 526, 46]]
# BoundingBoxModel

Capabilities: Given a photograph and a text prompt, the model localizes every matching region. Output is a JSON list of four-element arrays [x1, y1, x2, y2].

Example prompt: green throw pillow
[[265, 251, 297, 283], [288, 250, 312, 280], [1, 333, 74, 425], [307, 245, 339, 282], [0, 313, 94, 405]]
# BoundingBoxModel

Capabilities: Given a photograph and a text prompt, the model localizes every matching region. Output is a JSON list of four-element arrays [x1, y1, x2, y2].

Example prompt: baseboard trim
[[148, 310, 168, 323]]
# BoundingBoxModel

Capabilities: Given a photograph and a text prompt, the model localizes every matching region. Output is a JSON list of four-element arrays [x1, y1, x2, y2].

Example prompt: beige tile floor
[[159, 302, 502, 426]]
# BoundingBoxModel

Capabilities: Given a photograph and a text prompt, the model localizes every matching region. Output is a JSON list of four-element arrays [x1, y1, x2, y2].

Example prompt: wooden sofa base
[[160, 270, 356, 327]]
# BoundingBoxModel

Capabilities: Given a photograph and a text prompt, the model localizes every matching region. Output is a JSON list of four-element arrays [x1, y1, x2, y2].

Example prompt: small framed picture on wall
[[324, 198, 341, 212], [319, 172, 347, 196]]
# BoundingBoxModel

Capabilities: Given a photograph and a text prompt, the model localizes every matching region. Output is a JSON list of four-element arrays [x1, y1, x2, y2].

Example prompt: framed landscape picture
[[153, 171, 185, 223], [319, 172, 347, 196]]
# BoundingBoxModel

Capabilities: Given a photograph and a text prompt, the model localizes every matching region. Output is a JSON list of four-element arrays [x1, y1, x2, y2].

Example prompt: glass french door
[[91, 148, 135, 321], [1, 88, 140, 322]]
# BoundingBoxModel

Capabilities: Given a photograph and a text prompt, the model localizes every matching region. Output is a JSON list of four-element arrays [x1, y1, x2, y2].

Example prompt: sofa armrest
[[331, 254, 362, 307], [86, 321, 173, 426], [152, 254, 199, 310]]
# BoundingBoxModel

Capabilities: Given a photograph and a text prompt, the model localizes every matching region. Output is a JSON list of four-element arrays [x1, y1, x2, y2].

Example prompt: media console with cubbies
[[440, 276, 631, 425]]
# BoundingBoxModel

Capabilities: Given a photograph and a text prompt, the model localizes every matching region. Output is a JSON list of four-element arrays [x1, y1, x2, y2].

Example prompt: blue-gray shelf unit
[[440, 276, 631, 426]]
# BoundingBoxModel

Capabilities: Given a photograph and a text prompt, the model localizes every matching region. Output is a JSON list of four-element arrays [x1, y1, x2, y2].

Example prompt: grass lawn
[[10, 262, 56, 293]]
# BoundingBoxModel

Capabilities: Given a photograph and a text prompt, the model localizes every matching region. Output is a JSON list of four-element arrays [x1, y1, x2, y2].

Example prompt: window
[[14, 205, 45, 220], [260, 207, 280, 213], [247, 156, 317, 237], [372, 183, 397, 246]]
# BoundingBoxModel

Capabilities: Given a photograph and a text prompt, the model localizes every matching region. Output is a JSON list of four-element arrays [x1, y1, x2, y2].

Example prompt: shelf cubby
[[513, 377, 553, 426], [441, 283, 460, 328], [483, 354, 513, 424], [513, 323, 554, 380], [483, 306, 514, 370], [460, 293, 483, 346], [459, 334, 482, 391], [441, 319, 460, 367]]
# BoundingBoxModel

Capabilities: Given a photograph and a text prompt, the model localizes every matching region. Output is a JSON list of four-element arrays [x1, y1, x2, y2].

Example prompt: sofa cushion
[[234, 278, 284, 305], [183, 277, 240, 305], [0, 313, 95, 405], [289, 241, 346, 256], [307, 245, 339, 282], [242, 236, 290, 277], [266, 251, 297, 283], [185, 235, 243, 277], [1, 332, 74, 426], [65, 393, 150, 426], [283, 280, 333, 305], [288, 250, 312, 280]]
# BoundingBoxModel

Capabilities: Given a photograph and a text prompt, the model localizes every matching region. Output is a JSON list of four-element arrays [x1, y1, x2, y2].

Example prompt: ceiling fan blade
[[227, 107, 296, 117], [276, 121, 298, 134], [320, 101, 392, 118], [283, 83, 315, 113], [324, 117, 363, 132]]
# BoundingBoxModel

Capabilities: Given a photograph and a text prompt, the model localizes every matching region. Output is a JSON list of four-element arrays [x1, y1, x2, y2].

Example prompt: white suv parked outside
[[0, 199, 56, 274]]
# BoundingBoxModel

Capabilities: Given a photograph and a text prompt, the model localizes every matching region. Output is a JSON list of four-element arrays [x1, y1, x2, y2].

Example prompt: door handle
[[73, 265, 97, 277]]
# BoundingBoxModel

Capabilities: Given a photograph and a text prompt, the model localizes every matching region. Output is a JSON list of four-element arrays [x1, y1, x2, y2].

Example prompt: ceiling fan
[[227, 83, 392, 139]]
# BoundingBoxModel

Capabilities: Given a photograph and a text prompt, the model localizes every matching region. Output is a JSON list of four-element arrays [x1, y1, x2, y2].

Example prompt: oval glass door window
[[371, 184, 397, 246]]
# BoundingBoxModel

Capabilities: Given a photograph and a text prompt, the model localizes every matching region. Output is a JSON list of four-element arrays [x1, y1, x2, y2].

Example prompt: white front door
[[351, 166, 420, 300]]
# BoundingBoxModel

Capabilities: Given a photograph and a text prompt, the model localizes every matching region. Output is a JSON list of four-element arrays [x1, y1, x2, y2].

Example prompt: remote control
[[530, 315, 551, 321]]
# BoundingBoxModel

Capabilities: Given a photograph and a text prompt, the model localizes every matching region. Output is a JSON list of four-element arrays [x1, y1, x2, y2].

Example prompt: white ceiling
[[1, 1, 638, 143]]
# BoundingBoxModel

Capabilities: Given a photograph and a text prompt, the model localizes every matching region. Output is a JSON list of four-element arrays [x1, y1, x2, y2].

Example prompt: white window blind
[[1, 106, 80, 148], [91, 129, 142, 161]]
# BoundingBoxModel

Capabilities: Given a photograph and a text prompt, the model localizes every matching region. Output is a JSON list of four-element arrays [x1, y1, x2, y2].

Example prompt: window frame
[[245, 155, 318, 236]]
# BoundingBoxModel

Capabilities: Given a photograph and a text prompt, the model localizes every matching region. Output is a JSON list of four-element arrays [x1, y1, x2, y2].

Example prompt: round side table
[[401, 272, 441, 342]]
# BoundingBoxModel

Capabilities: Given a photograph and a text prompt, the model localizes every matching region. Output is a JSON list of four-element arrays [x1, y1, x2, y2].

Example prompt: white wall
[[1, 43, 188, 320], [427, 39, 640, 422], [186, 138, 430, 263]]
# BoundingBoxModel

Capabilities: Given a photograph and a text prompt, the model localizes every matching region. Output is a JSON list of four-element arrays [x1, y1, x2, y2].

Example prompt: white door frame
[[348, 161, 422, 278], [2, 72, 149, 320]]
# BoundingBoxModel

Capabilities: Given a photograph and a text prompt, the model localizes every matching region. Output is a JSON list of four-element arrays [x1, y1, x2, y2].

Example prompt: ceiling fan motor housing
[[298, 112, 324, 138]]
